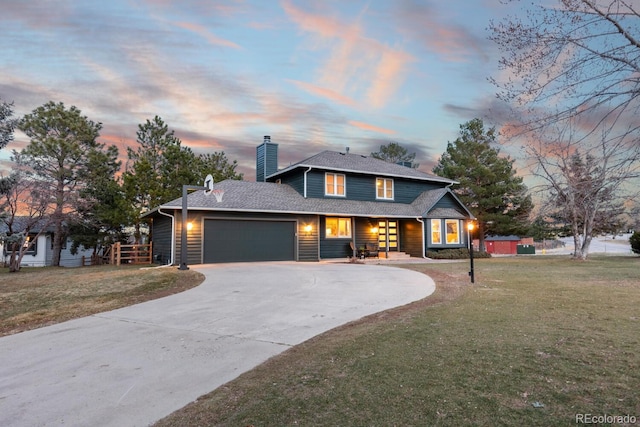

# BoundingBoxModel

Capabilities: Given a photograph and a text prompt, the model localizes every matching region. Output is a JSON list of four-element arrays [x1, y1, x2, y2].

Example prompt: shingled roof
[[268, 150, 457, 184], [153, 179, 472, 219]]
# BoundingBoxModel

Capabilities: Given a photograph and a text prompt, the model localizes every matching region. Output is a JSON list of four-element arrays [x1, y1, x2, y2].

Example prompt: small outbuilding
[[485, 235, 522, 255]]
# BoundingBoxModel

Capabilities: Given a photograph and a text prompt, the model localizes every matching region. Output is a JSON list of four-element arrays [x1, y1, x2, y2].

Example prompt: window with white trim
[[431, 219, 442, 245], [376, 178, 394, 200], [325, 173, 345, 196], [445, 219, 460, 244], [325, 217, 351, 238]]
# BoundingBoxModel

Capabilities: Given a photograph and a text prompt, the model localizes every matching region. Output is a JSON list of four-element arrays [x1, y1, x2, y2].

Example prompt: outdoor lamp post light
[[179, 180, 211, 271], [468, 221, 475, 284]]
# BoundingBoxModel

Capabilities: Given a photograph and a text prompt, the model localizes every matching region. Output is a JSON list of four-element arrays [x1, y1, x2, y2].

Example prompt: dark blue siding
[[319, 216, 352, 259], [434, 194, 466, 214], [303, 169, 446, 202], [151, 215, 172, 264], [306, 171, 327, 199], [394, 180, 441, 203]]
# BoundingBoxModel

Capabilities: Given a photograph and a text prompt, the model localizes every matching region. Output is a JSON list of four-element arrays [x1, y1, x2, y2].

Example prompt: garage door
[[203, 219, 296, 263]]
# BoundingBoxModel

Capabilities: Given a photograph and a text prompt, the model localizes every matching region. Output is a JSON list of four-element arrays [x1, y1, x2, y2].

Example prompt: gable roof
[[150, 179, 473, 219], [0, 217, 54, 234], [268, 150, 457, 184]]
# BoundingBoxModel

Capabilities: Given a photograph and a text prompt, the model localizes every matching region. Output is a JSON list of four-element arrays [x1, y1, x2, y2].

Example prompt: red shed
[[485, 235, 521, 255]]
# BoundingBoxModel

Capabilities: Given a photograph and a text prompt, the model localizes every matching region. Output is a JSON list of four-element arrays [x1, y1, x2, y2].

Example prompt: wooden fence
[[108, 242, 153, 265]]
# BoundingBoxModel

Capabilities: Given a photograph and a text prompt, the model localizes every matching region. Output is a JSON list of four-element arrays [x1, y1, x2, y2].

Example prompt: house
[[144, 136, 475, 265], [0, 219, 95, 268]]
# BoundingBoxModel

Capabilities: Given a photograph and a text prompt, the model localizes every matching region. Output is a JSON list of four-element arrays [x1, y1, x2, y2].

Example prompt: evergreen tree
[[433, 118, 533, 251], [0, 98, 15, 151], [123, 116, 243, 241], [17, 101, 116, 266], [630, 231, 640, 255], [69, 144, 128, 257], [193, 152, 243, 183], [371, 142, 419, 168]]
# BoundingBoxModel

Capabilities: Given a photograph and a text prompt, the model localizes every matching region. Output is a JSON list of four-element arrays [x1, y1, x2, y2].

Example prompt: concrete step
[[381, 251, 412, 259]]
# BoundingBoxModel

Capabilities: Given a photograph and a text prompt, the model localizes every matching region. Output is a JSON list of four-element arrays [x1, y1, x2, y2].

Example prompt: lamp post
[[179, 184, 207, 270], [467, 221, 475, 284]]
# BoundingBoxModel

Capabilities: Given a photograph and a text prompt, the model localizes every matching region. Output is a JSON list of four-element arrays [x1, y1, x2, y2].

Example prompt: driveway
[[0, 262, 435, 427]]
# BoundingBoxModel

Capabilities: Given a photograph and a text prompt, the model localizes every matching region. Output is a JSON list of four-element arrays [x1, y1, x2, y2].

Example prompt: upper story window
[[376, 178, 394, 200], [325, 173, 345, 197]]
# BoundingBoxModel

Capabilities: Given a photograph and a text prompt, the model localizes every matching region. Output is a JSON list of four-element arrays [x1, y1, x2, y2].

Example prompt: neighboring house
[[0, 219, 94, 268], [144, 136, 475, 265]]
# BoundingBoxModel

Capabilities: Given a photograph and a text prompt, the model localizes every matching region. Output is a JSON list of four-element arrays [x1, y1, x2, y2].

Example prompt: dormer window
[[376, 178, 394, 200], [325, 173, 345, 197]]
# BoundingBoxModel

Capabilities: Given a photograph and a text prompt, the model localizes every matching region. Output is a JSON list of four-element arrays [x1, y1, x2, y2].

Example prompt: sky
[[1, 0, 520, 181]]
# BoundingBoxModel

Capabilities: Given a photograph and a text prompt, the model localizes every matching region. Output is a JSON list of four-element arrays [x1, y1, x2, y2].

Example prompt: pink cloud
[[287, 80, 357, 106], [348, 120, 396, 135], [392, 1, 488, 62], [174, 21, 241, 49], [281, 0, 414, 108]]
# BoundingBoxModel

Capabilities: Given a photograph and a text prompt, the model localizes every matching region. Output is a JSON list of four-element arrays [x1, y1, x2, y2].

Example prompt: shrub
[[630, 231, 640, 255], [426, 248, 491, 259]]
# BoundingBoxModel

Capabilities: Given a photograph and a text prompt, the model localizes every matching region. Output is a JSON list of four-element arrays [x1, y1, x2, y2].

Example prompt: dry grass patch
[[155, 256, 640, 427], [0, 265, 204, 336]]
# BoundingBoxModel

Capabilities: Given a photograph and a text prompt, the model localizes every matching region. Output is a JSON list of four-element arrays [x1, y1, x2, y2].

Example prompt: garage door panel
[[204, 220, 295, 263]]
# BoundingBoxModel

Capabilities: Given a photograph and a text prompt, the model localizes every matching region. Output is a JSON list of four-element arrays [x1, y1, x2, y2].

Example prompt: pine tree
[[433, 118, 533, 251]]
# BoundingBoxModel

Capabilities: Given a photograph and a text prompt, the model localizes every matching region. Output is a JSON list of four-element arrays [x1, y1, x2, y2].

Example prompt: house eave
[[150, 204, 419, 219]]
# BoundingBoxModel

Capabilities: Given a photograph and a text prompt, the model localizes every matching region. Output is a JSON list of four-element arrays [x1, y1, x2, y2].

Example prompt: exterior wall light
[[304, 224, 313, 233], [187, 222, 194, 231], [371, 226, 379, 233]]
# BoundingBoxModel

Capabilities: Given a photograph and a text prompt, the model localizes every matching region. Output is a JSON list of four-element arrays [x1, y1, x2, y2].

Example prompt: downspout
[[416, 217, 428, 259], [303, 167, 312, 198], [156, 208, 175, 266]]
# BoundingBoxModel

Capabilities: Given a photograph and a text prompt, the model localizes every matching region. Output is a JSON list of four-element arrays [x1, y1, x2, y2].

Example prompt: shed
[[485, 235, 521, 255]]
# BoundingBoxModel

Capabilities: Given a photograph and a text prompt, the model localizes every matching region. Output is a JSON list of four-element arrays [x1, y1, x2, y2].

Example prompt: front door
[[378, 220, 398, 252]]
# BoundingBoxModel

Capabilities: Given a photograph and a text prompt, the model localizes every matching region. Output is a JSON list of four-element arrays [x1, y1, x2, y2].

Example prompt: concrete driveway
[[0, 262, 435, 427]]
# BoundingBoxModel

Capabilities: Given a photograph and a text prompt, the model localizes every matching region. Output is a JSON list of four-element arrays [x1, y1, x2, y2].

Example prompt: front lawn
[[0, 265, 204, 336], [155, 256, 640, 426]]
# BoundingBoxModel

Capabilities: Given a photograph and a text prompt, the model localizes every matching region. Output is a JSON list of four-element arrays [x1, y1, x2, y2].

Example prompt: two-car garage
[[202, 219, 296, 263]]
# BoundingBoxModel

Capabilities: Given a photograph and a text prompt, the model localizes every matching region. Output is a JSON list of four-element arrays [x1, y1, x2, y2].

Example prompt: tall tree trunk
[[478, 222, 487, 252], [9, 242, 20, 273], [51, 216, 64, 267], [52, 179, 65, 267]]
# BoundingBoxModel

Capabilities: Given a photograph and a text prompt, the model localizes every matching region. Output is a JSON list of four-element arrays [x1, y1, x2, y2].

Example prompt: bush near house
[[426, 248, 491, 259], [630, 231, 640, 254]]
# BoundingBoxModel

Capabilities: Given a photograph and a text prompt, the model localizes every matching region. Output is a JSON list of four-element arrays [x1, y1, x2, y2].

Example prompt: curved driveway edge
[[0, 262, 435, 427]]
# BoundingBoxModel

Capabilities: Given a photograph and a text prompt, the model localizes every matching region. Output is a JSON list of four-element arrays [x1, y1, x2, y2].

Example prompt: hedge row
[[426, 248, 492, 259]]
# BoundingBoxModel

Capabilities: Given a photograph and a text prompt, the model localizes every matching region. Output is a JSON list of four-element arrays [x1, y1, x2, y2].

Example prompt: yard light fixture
[[179, 183, 208, 271], [467, 221, 475, 284]]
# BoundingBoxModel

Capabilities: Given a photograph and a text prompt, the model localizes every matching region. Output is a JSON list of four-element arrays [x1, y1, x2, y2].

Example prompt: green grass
[[155, 256, 640, 426], [0, 265, 204, 336]]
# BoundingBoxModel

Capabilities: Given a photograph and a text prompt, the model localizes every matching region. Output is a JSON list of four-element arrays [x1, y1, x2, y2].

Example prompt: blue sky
[[1, 0, 519, 180]]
